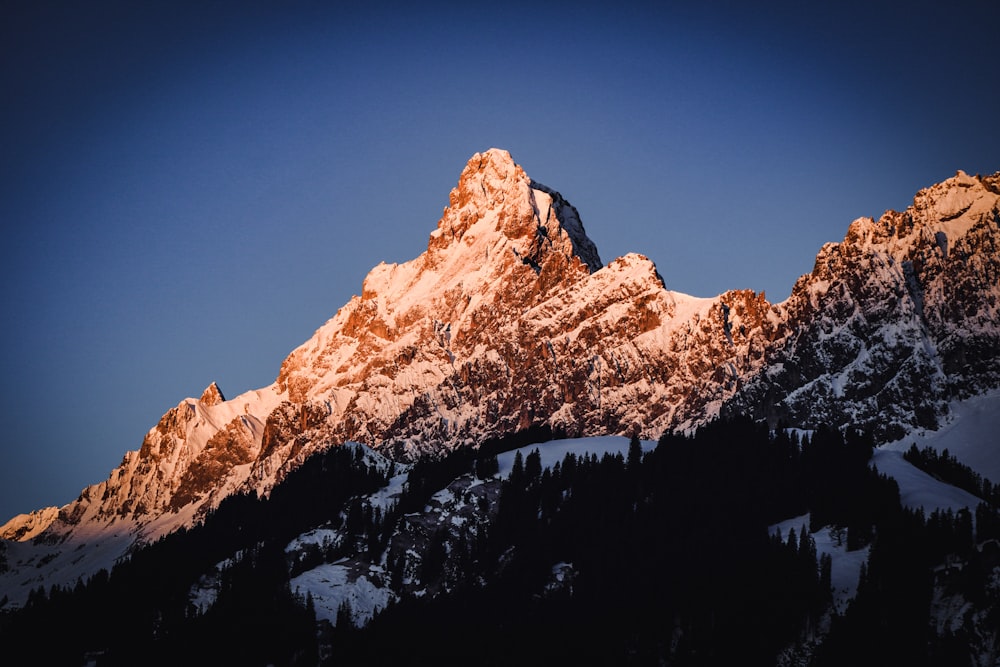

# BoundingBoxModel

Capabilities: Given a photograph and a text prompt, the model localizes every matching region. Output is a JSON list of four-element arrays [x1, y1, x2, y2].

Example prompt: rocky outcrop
[[199, 382, 226, 406], [724, 171, 1000, 440], [264, 149, 766, 470], [0, 506, 60, 542]]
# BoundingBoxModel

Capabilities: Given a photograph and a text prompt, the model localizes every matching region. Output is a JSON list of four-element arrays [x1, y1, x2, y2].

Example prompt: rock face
[[0, 507, 60, 542], [724, 170, 1000, 440], [1, 150, 997, 608], [265, 149, 764, 477]]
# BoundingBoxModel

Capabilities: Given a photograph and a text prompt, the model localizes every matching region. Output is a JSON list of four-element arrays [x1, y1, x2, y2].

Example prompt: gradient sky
[[2, 0, 998, 522]]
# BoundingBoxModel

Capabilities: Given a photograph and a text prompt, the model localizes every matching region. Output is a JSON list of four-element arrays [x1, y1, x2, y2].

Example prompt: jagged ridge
[[725, 170, 1000, 439]]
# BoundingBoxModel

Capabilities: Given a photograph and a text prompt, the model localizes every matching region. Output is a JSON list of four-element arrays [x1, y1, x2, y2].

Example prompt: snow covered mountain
[[2, 149, 998, 611], [725, 169, 1000, 440]]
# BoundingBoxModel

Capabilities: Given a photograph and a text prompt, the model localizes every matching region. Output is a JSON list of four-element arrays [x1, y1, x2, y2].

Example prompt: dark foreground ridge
[[3, 417, 999, 665]]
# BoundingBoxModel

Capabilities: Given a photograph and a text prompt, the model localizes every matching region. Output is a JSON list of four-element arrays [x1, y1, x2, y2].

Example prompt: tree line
[[2, 418, 998, 665]]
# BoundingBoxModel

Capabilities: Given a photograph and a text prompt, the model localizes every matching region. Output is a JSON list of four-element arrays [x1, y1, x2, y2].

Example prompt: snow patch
[[883, 388, 1000, 485], [871, 449, 983, 514], [496, 435, 656, 478], [291, 560, 394, 627], [770, 514, 868, 614]]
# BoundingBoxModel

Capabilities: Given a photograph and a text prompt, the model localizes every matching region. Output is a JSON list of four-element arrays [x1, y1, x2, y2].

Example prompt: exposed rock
[[199, 382, 226, 406], [725, 171, 1000, 440]]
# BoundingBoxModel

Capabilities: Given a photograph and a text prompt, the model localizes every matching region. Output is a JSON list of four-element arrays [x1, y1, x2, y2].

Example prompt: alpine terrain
[[2, 149, 998, 665]]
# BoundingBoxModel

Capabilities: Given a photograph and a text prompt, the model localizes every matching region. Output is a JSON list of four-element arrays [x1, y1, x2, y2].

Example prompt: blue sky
[[1, 0, 998, 521]]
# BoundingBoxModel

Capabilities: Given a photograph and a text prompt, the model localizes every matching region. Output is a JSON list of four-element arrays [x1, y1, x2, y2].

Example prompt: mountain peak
[[912, 168, 998, 226], [428, 149, 602, 274], [282, 150, 609, 405], [199, 382, 225, 406], [0, 505, 59, 542], [452, 148, 520, 206]]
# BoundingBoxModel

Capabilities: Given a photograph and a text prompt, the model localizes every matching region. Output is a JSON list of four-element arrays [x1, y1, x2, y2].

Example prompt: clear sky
[[2, 0, 998, 522]]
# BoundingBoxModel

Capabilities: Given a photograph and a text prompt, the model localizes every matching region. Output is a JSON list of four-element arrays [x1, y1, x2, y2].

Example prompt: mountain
[[724, 169, 1000, 440], [1, 150, 998, 613]]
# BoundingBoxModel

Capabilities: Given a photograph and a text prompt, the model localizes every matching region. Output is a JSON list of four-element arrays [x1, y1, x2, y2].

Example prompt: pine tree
[[336, 598, 355, 629], [509, 450, 525, 488], [819, 553, 833, 604], [390, 553, 405, 592], [306, 591, 317, 623], [476, 453, 500, 480], [525, 448, 542, 484], [627, 434, 643, 473], [346, 498, 365, 535], [421, 530, 448, 584]]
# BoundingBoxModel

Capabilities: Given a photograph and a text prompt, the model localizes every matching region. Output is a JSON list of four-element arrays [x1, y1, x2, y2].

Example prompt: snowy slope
[[882, 389, 1000, 485], [282, 436, 656, 628], [291, 561, 394, 627], [495, 435, 657, 477], [770, 455, 986, 618], [271, 428, 993, 633], [770, 514, 870, 614], [872, 449, 985, 513]]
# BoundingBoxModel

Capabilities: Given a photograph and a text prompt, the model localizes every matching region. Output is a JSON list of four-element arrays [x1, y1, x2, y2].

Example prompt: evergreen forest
[[2, 417, 998, 665]]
